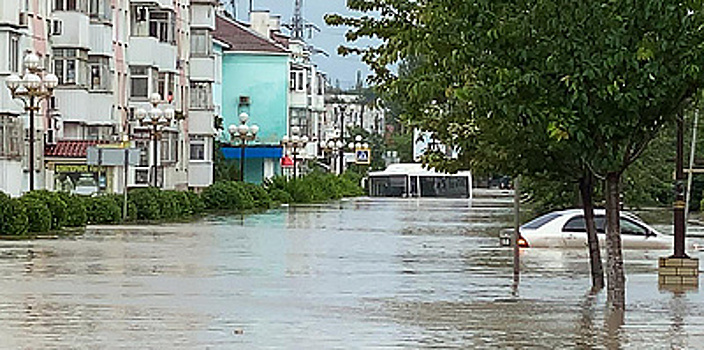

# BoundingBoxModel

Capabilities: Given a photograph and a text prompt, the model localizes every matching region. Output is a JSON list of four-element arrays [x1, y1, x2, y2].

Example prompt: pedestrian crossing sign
[[355, 148, 371, 165]]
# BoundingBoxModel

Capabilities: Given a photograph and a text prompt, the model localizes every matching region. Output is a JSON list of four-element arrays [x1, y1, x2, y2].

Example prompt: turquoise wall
[[221, 53, 289, 146]]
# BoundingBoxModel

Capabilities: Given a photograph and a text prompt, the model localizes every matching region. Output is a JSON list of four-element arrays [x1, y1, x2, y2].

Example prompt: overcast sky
[[226, 0, 375, 89]]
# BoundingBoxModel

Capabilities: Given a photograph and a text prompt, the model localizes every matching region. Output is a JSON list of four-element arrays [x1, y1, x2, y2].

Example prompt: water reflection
[[0, 198, 700, 348]]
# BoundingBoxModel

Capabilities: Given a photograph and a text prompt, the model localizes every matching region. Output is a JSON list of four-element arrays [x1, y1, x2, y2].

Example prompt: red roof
[[214, 15, 288, 54], [45, 140, 109, 158]]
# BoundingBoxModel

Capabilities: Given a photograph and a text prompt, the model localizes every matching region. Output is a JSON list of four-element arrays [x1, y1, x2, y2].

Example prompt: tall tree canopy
[[328, 0, 704, 314]]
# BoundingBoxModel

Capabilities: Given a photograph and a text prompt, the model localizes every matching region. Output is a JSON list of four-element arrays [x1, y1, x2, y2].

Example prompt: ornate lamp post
[[228, 112, 259, 182], [320, 137, 344, 174], [281, 131, 309, 178], [135, 93, 174, 188], [5, 52, 59, 191]]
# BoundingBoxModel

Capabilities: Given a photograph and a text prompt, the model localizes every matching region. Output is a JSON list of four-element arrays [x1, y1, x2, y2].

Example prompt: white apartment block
[[0, 0, 216, 196]]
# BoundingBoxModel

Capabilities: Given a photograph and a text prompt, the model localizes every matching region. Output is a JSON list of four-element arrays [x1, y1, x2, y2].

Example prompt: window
[[89, 0, 111, 21], [190, 82, 212, 110], [522, 212, 562, 230], [0, 115, 22, 158], [290, 70, 305, 91], [189, 135, 206, 161], [9, 35, 19, 73], [89, 56, 110, 90], [54, 0, 86, 12], [190, 29, 212, 57], [54, 49, 87, 85], [149, 11, 172, 43], [135, 169, 149, 184], [160, 131, 178, 162], [620, 218, 648, 236], [130, 66, 149, 98]]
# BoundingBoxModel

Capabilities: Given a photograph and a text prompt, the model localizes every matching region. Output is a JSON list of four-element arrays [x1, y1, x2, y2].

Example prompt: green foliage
[[201, 181, 256, 211], [85, 195, 122, 224], [129, 187, 162, 221], [57, 192, 87, 227], [264, 172, 364, 204], [23, 190, 67, 230], [268, 188, 293, 204], [243, 183, 273, 209], [0, 193, 28, 235], [185, 191, 206, 215], [20, 196, 51, 233]]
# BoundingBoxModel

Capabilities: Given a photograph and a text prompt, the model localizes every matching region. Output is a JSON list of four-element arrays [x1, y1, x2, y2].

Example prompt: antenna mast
[[291, 0, 304, 40]]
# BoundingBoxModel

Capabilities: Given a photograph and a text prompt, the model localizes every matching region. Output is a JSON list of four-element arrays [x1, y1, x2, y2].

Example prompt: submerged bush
[[20, 197, 51, 233], [85, 195, 121, 224]]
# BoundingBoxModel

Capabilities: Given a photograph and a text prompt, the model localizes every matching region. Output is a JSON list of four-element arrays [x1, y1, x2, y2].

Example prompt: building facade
[[213, 13, 287, 183], [0, 0, 218, 196]]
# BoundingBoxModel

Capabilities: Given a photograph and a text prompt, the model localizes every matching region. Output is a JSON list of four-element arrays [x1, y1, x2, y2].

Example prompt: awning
[[222, 146, 283, 159], [45, 140, 110, 158]]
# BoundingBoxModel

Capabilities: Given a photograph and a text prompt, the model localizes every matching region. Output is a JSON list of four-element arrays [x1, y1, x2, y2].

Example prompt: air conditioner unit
[[239, 96, 250, 105], [19, 12, 28, 26]]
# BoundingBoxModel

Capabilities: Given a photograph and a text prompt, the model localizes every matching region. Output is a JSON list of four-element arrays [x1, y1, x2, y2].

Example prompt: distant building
[[213, 12, 288, 183]]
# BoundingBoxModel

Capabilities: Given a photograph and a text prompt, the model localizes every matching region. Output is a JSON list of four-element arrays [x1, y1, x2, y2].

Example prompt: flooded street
[[0, 197, 703, 349]]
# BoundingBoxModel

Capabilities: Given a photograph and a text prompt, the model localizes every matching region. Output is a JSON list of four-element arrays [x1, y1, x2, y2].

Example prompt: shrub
[[0, 193, 28, 235], [20, 196, 52, 233], [243, 183, 272, 209], [85, 195, 121, 224], [57, 192, 87, 227], [107, 193, 137, 222], [185, 191, 205, 215], [129, 187, 162, 221], [201, 181, 254, 211], [160, 190, 189, 219], [24, 190, 67, 230], [268, 188, 293, 204]]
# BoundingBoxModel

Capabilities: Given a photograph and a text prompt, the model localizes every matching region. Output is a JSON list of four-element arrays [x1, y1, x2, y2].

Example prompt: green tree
[[328, 0, 704, 316]]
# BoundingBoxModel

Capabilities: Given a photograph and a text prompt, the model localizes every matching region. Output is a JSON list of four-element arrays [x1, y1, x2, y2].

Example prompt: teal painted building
[[214, 15, 289, 183]]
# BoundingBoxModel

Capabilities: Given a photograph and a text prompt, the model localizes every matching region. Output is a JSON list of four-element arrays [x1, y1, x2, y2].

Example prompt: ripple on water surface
[[0, 197, 701, 349]]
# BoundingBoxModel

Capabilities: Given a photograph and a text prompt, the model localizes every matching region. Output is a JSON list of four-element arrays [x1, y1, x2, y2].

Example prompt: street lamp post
[[5, 52, 59, 191], [135, 93, 174, 188], [320, 138, 344, 174], [281, 132, 309, 178], [228, 112, 259, 182]]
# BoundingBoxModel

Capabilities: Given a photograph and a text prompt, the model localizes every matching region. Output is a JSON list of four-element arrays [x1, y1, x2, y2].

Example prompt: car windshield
[[522, 212, 562, 229]]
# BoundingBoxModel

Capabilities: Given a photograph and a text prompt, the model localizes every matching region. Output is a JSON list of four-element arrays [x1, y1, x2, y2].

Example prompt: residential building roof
[[214, 15, 288, 54], [45, 140, 109, 158]]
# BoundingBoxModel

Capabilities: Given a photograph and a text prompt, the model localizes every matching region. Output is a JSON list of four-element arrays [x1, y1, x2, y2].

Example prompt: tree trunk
[[579, 174, 604, 291], [604, 172, 626, 314]]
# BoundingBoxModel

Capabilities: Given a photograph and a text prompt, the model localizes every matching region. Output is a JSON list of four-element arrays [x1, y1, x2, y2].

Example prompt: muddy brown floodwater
[[0, 197, 702, 349]]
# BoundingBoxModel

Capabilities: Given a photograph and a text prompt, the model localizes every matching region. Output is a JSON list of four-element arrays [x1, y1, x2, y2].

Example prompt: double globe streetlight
[[134, 92, 175, 188], [320, 138, 344, 174], [281, 131, 309, 179], [5, 52, 59, 191], [228, 112, 258, 182]]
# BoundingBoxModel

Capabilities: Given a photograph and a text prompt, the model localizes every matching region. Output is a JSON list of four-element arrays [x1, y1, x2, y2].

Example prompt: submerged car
[[504, 209, 672, 249]]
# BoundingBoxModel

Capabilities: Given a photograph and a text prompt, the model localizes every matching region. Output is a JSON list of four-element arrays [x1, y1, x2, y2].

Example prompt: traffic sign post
[[355, 148, 371, 165]]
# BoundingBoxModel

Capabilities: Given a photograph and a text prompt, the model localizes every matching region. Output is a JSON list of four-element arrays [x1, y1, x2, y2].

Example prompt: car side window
[[620, 218, 648, 236], [563, 215, 606, 233], [563, 216, 586, 232]]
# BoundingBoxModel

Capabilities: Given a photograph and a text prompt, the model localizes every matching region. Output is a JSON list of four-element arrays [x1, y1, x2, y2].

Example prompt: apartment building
[[0, 0, 217, 196]]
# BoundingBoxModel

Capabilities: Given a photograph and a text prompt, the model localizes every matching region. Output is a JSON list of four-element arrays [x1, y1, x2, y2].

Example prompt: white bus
[[367, 163, 472, 198]]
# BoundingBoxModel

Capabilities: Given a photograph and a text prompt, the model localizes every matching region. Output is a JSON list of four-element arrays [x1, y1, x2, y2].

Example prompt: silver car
[[507, 209, 673, 249]]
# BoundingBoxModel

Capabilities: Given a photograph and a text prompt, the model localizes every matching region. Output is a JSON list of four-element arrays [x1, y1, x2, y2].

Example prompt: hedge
[[0, 171, 364, 235]]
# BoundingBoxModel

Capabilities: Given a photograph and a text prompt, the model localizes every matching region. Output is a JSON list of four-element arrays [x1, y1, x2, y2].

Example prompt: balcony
[[128, 37, 177, 71], [51, 12, 91, 49], [190, 57, 215, 81]]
